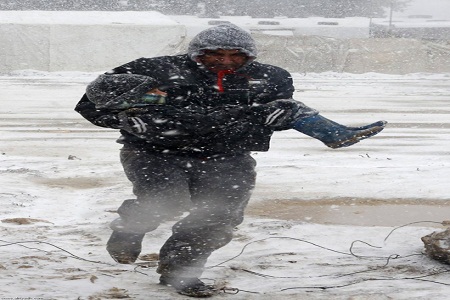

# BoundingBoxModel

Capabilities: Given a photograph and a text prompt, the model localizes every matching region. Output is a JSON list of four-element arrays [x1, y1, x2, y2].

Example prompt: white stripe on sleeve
[[130, 117, 147, 133], [265, 108, 285, 125]]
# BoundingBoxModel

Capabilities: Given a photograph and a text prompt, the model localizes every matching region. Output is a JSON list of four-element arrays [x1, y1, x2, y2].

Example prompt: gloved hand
[[250, 99, 316, 128], [250, 100, 295, 127]]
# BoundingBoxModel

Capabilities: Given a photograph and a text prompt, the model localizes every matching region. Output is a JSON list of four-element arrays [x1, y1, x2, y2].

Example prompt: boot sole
[[325, 123, 386, 149]]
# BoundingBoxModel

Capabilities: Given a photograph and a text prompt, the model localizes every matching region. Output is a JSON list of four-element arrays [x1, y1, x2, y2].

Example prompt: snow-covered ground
[[1, 70, 449, 299]]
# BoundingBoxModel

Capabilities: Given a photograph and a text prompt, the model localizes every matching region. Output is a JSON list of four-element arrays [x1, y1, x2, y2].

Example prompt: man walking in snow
[[75, 24, 385, 297]]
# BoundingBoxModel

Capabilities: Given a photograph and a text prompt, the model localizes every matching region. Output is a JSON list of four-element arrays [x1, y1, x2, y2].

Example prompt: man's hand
[[249, 100, 295, 127], [250, 99, 318, 129]]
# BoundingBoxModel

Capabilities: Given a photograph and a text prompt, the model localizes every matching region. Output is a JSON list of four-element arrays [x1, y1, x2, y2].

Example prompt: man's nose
[[218, 55, 234, 63]]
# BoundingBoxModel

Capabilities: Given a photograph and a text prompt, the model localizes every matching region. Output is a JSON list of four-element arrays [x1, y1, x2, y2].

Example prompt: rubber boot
[[106, 231, 145, 264], [293, 114, 387, 149]]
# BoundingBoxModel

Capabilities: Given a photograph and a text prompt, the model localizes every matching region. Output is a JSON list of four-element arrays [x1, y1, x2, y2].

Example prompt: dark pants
[[111, 145, 257, 278]]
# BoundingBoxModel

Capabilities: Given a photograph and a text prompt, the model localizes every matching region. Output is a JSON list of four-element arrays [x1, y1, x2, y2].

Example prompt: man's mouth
[[212, 65, 237, 71]]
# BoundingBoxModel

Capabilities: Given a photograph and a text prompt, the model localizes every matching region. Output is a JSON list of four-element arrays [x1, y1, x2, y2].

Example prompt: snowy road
[[1, 71, 449, 299]]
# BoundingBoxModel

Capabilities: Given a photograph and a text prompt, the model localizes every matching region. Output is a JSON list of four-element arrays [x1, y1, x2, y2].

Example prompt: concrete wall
[[1, 11, 449, 74], [251, 34, 450, 74], [0, 11, 186, 72], [0, 24, 185, 72]]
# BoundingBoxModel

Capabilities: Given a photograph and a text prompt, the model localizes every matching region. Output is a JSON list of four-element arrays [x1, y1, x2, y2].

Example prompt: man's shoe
[[106, 231, 145, 264], [159, 275, 218, 298]]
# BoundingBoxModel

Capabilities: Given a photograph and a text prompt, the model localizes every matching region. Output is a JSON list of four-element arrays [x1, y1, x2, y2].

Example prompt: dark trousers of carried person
[[106, 144, 257, 282]]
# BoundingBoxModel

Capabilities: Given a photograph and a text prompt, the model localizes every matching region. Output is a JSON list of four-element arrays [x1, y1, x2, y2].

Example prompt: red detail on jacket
[[216, 70, 235, 92]]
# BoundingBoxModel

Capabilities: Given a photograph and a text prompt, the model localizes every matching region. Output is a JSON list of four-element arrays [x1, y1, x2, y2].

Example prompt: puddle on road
[[247, 198, 450, 227]]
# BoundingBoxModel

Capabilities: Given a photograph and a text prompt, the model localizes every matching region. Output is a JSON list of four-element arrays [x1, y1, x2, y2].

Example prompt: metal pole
[[389, 1, 394, 34]]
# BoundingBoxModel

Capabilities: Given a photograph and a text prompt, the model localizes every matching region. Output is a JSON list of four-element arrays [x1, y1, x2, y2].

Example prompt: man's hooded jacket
[[75, 24, 296, 156]]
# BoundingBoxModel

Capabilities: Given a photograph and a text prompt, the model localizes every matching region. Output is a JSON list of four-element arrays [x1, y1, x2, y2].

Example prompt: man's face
[[196, 49, 250, 73]]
